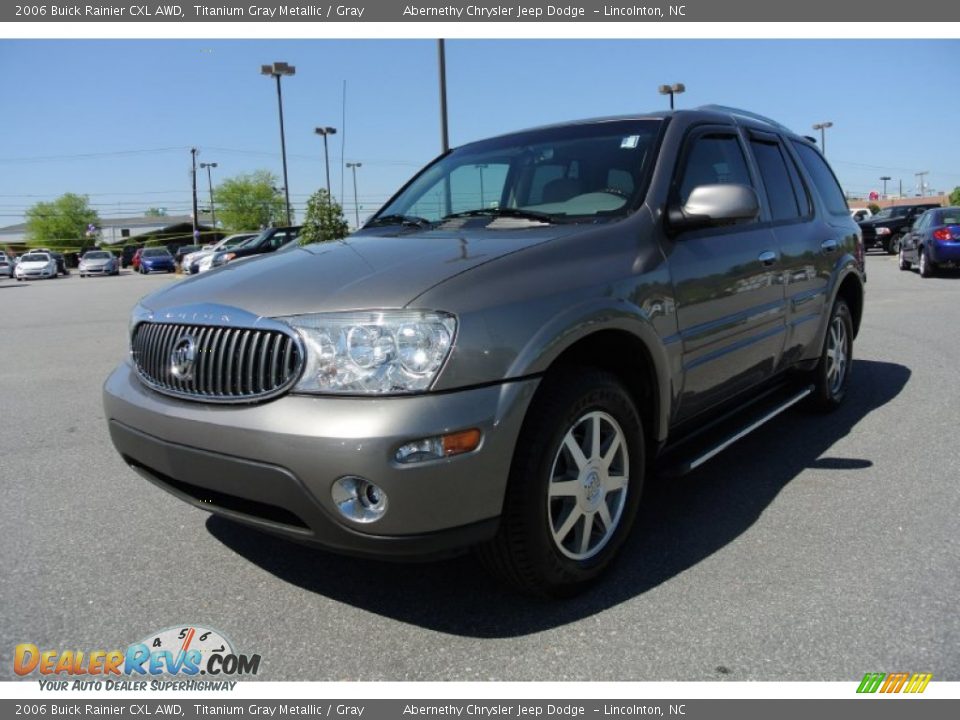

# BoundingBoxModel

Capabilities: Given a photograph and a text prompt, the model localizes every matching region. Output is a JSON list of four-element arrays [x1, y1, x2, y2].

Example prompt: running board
[[658, 384, 814, 477]]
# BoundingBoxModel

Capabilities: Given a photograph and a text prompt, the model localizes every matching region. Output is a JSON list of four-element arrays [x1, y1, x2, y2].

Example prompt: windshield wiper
[[365, 214, 434, 228], [442, 208, 557, 223]]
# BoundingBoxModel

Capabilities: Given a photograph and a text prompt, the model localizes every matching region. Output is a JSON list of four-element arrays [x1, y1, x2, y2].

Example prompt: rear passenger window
[[750, 140, 802, 221], [678, 133, 752, 205], [792, 142, 848, 216]]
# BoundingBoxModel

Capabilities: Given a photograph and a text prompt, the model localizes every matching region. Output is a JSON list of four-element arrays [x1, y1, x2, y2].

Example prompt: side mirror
[[668, 184, 760, 233]]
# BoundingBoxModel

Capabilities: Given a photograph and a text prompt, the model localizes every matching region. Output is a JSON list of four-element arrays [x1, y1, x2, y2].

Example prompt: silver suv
[[104, 106, 865, 596]]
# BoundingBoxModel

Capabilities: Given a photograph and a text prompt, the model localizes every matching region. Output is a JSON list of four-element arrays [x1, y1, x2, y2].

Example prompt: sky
[[1, 39, 958, 228]]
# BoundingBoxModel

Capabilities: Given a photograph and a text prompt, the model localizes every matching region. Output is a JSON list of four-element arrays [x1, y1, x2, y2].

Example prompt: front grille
[[132, 322, 303, 402]]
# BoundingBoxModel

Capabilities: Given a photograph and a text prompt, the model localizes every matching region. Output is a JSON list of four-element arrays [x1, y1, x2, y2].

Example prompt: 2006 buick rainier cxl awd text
[[105, 105, 865, 596]]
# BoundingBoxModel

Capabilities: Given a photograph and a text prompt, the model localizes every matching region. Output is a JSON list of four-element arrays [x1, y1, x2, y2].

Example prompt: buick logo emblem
[[170, 334, 197, 379]]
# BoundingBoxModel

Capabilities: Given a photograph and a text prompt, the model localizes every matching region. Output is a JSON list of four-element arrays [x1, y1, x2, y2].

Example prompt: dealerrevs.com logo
[[857, 672, 933, 694], [14, 626, 261, 690]]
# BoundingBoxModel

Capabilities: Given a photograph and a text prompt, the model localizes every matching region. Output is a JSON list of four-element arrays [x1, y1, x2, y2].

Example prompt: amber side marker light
[[395, 429, 482, 464]]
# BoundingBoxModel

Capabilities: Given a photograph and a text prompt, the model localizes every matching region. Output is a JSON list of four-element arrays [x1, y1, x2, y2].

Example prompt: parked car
[[206, 226, 301, 270], [79, 250, 120, 277], [899, 206, 960, 277], [138, 247, 175, 274], [0, 251, 13, 278], [104, 105, 865, 596], [15, 252, 58, 280], [859, 203, 941, 254], [185, 234, 257, 274], [174, 245, 202, 270], [120, 245, 139, 269], [849, 207, 872, 222]]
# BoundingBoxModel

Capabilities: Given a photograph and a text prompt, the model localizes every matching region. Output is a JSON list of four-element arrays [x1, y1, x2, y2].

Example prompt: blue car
[[900, 206, 960, 278], [138, 247, 175, 274]]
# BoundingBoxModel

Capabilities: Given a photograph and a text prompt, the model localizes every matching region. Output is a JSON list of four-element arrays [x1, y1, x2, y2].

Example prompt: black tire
[[919, 247, 936, 278], [808, 298, 853, 412], [477, 368, 645, 597], [898, 247, 911, 271], [884, 235, 901, 255]]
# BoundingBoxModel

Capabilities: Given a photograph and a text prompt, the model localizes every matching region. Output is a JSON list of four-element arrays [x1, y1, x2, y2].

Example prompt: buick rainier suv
[[104, 105, 866, 596]]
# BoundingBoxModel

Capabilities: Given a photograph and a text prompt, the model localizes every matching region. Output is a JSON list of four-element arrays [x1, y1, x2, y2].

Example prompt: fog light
[[395, 428, 482, 464], [332, 476, 387, 523]]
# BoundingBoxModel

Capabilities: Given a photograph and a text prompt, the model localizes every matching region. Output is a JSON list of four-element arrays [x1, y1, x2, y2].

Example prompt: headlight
[[876, 227, 891, 236], [278, 310, 456, 395]]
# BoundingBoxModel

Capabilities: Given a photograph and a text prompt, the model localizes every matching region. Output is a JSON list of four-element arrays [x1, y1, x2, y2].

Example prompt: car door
[[903, 211, 930, 263], [667, 125, 786, 422], [746, 130, 830, 366]]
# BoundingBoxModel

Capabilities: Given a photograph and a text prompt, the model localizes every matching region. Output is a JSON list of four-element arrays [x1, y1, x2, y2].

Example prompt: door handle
[[758, 251, 777, 266], [820, 239, 838, 253]]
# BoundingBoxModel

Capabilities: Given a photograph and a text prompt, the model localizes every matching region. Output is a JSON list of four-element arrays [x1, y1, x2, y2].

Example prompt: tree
[[868, 203, 881, 215], [25, 193, 100, 248], [213, 170, 287, 231], [299, 189, 350, 244], [949, 187, 960, 206]]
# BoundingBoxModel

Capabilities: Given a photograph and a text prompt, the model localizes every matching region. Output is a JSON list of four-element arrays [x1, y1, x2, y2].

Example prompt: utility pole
[[880, 176, 891, 200], [190, 148, 199, 241], [915, 171, 929, 197], [438, 39, 451, 217], [200, 162, 218, 232], [346, 162, 362, 228]]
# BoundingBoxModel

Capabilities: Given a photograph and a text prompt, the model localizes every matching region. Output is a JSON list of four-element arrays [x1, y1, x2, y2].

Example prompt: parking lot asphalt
[[1, 257, 958, 682]]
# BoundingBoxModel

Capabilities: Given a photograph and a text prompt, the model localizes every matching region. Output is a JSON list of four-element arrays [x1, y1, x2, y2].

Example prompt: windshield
[[23, 254, 50, 262], [221, 234, 254, 249], [84, 252, 111, 260], [234, 230, 271, 249], [143, 248, 171, 257], [873, 207, 908, 220], [374, 120, 662, 225]]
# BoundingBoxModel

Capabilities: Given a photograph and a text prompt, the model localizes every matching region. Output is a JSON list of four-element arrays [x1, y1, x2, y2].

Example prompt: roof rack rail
[[695, 104, 795, 135]]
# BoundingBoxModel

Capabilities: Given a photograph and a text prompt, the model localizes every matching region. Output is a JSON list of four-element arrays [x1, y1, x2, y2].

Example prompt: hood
[[140, 225, 581, 317], [82, 257, 112, 266]]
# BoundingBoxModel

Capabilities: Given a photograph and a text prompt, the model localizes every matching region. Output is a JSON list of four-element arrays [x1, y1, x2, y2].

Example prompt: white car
[[184, 233, 257, 274], [850, 207, 873, 222], [15, 252, 58, 281]]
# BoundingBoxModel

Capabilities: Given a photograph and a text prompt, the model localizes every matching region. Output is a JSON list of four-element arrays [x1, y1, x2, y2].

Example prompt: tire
[[808, 298, 854, 412], [477, 368, 645, 597], [898, 247, 911, 271], [884, 235, 901, 255], [919, 247, 935, 278]]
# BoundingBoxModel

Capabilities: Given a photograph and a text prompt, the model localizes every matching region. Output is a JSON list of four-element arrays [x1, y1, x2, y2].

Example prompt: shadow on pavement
[[208, 359, 910, 638]]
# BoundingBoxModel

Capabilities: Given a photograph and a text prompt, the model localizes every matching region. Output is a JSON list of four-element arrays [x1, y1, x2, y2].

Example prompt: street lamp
[[474, 164, 488, 207], [346, 162, 362, 228], [880, 176, 891, 200], [812, 121, 833, 155], [314, 126, 337, 202], [199, 162, 218, 232], [261, 61, 296, 226], [658, 83, 685, 110]]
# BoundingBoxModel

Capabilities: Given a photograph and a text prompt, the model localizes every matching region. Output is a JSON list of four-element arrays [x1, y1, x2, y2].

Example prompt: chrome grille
[[131, 322, 303, 403]]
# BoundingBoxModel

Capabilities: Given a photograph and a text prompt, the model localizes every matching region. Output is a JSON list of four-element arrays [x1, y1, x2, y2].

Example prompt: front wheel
[[808, 298, 853, 412], [884, 235, 901, 255], [478, 368, 644, 597]]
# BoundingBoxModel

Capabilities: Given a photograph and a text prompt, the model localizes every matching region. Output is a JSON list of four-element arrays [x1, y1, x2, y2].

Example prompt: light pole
[[812, 121, 833, 155], [314, 126, 337, 203], [190, 148, 199, 241], [346, 162, 362, 228], [199, 162, 218, 233], [658, 83, 685, 110], [474, 163, 488, 207], [261, 61, 296, 226], [880, 175, 891, 200]]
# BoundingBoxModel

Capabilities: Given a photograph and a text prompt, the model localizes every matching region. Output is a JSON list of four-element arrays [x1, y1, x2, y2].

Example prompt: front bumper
[[81, 265, 114, 275], [104, 362, 538, 558]]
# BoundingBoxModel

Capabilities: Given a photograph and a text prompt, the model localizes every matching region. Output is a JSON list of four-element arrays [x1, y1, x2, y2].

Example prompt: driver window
[[678, 133, 752, 205]]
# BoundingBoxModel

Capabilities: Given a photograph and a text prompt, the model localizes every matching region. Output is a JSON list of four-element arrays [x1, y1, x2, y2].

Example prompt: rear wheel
[[919, 247, 936, 278], [884, 235, 901, 255], [809, 298, 853, 412], [478, 368, 644, 597], [898, 247, 911, 271]]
